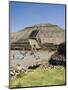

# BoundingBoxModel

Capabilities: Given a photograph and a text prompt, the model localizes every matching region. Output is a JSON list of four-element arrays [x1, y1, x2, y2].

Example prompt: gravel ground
[[10, 50, 55, 69]]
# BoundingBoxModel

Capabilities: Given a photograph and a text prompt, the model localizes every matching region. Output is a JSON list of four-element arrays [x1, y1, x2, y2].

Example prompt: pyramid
[[10, 24, 65, 50]]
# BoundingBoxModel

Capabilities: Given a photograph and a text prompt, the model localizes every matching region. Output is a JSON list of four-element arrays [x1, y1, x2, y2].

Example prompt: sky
[[10, 1, 65, 32]]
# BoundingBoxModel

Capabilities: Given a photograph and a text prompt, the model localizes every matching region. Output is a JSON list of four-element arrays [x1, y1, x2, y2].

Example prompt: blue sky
[[10, 2, 65, 32]]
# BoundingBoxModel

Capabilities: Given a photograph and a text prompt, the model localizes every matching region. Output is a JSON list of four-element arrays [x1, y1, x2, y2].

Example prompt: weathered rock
[[49, 53, 65, 66], [15, 64, 26, 73], [49, 42, 66, 67], [10, 64, 26, 79], [28, 64, 41, 69], [58, 42, 66, 56]]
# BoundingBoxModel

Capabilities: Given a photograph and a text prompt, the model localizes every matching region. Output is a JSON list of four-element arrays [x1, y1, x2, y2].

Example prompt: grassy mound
[[10, 67, 65, 88]]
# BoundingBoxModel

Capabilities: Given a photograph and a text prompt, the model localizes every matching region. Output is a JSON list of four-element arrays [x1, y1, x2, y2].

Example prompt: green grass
[[10, 67, 65, 88]]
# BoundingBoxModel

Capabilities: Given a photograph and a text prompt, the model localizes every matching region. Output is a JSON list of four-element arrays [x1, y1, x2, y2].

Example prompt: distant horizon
[[10, 1, 65, 32]]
